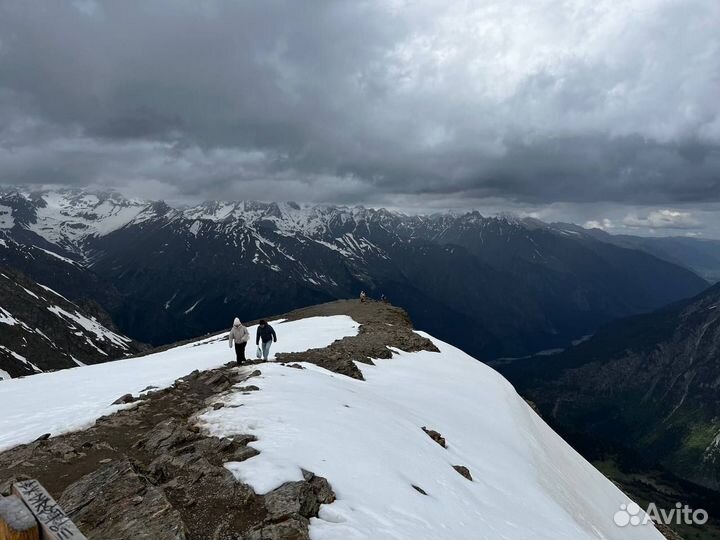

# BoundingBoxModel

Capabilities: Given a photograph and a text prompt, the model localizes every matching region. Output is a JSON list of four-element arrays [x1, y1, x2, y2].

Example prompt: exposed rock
[[245, 516, 309, 540], [112, 393, 136, 405], [653, 522, 686, 540], [422, 427, 447, 448], [264, 474, 335, 521], [412, 484, 428, 496], [524, 399, 541, 416], [60, 458, 189, 540], [276, 301, 438, 380], [140, 419, 200, 454], [453, 465, 473, 481]]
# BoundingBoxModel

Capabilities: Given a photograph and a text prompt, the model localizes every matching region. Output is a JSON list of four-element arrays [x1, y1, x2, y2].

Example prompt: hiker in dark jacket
[[256, 320, 277, 361], [228, 317, 249, 366]]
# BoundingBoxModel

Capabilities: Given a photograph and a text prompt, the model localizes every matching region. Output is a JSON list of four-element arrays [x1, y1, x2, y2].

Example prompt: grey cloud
[[0, 0, 719, 233]]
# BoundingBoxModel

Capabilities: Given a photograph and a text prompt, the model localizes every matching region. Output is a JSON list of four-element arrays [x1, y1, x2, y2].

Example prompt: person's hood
[[233, 317, 241, 326]]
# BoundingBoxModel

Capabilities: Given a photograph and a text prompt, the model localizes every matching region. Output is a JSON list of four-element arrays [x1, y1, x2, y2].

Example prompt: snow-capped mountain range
[[0, 187, 709, 360]]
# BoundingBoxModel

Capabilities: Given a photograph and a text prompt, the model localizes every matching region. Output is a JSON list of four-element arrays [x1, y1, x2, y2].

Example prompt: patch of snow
[[20, 286, 39, 299], [0, 316, 358, 451], [0, 345, 41, 373], [572, 334, 593, 346], [0, 368, 11, 381], [31, 245, 79, 265], [34, 328, 55, 345], [27, 190, 149, 248], [184, 298, 203, 315], [189, 220, 202, 237], [0, 307, 18, 326], [165, 292, 178, 310], [47, 305, 132, 349], [37, 283, 71, 303], [200, 334, 662, 540]]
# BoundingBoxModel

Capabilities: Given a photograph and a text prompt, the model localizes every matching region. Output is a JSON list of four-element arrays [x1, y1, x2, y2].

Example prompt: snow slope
[[0, 271, 137, 376], [0, 316, 358, 451], [199, 335, 663, 540]]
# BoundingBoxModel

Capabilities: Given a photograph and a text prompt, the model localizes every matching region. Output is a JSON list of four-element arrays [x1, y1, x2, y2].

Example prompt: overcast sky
[[1, 0, 719, 236]]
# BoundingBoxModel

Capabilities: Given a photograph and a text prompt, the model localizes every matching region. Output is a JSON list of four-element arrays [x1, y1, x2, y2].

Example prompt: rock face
[[0, 188, 709, 360], [0, 266, 143, 378], [503, 283, 720, 492]]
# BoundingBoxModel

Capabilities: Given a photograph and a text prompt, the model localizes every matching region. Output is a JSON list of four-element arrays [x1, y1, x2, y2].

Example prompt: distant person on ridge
[[228, 317, 249, 366], [256, 320, 277, 361], [360, 290, 367, 303]]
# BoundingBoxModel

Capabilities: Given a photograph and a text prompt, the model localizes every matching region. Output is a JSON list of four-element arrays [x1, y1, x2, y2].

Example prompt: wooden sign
[[0, 495, 39, 540], [11, 481, 85, 540]]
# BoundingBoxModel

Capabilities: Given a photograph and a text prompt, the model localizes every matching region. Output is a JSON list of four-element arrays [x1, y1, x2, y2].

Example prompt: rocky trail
[[0, 300, 437, 539]]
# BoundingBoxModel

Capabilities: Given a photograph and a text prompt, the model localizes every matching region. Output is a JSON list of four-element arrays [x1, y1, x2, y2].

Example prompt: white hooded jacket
[[228, 318, 250, 347]]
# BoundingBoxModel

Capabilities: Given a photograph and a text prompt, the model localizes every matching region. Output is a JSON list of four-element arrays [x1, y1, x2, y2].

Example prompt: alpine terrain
[[0, 266, 142, 379], [0, 301, 665, 540], [502, 283, 720, 494], [0, 188, 709, 361]]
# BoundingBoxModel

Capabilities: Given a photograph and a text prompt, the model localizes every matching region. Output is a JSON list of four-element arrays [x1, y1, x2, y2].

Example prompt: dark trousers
[[235, 342, 247, 365]]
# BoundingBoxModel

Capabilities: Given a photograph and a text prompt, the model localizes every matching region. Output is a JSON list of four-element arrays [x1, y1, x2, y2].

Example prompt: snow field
[[199, 334, 662, 540], [0, 316, 358, 451]]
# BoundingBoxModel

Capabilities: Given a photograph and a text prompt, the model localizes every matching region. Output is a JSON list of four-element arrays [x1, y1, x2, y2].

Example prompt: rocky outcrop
[[275, 300, 438, 380], [60, 458, 188, 540], [422, 427, 447, 449]]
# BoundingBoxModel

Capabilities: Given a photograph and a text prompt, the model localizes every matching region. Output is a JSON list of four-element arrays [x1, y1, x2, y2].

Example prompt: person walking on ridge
[[256, 320, 277, 361], [228, 317, 249, 366]]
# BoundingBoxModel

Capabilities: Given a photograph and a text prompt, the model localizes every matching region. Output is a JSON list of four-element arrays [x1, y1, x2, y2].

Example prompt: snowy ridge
[[0, 316, 359, 450], [198, 333, 662, 540], [0, 311, 662, 539]]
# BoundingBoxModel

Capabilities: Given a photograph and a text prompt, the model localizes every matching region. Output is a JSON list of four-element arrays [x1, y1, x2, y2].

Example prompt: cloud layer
[[0, 0, 719, 233]]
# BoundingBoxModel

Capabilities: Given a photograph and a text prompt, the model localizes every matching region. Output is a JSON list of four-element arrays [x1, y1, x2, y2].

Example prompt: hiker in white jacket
[[228, 317, 250, 366]]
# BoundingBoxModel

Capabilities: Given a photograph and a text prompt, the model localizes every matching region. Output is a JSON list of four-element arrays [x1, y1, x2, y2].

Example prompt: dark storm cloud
[[0, 0, 719, 220]]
